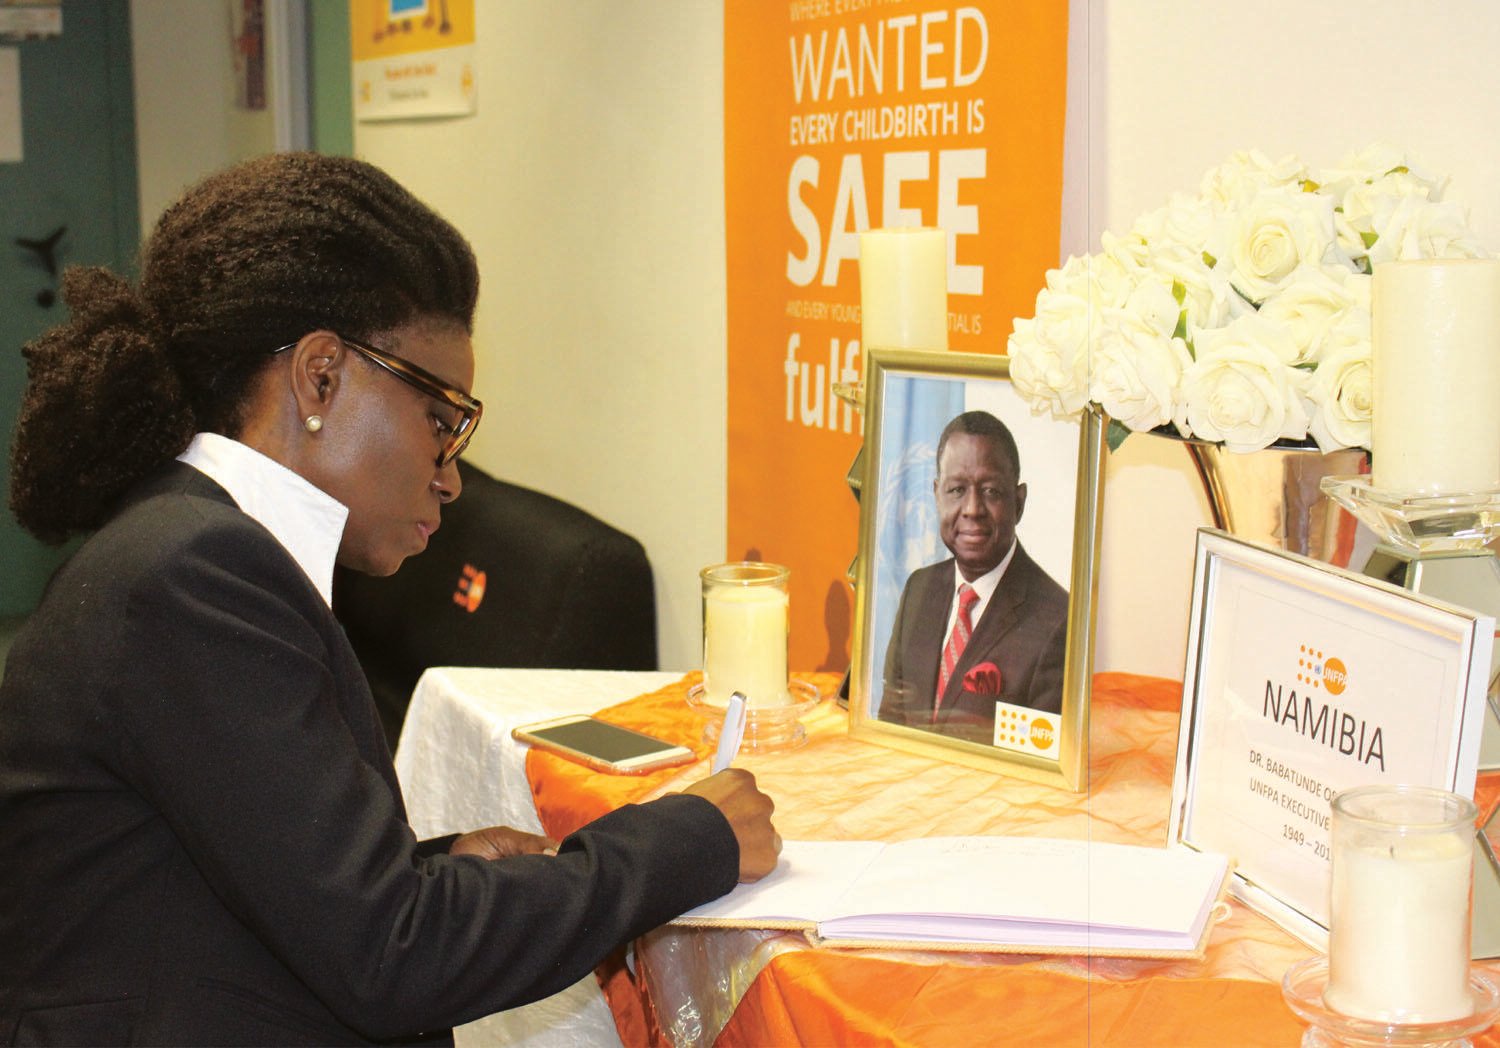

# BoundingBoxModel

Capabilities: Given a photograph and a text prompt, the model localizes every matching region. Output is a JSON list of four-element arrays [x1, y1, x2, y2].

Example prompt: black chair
[[333, 460, 658, 747]]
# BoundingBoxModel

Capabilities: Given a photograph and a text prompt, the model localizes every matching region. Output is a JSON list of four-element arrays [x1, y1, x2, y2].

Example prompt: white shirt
[[943, 538, 1017, 639], [176, 432, 349, 607]]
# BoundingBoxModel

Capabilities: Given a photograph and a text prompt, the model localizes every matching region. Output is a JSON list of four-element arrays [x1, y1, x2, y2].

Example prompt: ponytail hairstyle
[[10, 152, 479, 543]]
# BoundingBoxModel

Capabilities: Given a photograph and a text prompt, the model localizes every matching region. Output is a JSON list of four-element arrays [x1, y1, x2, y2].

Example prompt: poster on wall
[[350, 0, 475, 121], [724, 1, 1070, 675], [0, 1, 61, 42]]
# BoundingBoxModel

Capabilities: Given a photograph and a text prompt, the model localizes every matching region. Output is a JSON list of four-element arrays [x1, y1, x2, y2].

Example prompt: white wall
[[1088, 0, 1500, 680], [132, 0, 278, 231], [136, 1, 1500, 682], [355, 3, 727, 672]]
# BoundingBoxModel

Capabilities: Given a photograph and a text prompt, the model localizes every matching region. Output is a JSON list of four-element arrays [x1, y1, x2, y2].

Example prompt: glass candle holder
[[700, 562, 790, 709], [1325, 784, 1478, 1025]]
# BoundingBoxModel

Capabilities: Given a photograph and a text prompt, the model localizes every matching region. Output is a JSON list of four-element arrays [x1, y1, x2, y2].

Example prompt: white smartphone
[[511, 714, 696, 775]]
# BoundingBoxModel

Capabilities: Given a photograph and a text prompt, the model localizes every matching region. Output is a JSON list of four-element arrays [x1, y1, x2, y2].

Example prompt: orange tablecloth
[[525, 673, 1500, 1047]]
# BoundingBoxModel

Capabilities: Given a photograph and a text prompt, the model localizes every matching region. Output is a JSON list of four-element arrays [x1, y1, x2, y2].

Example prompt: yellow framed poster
[[351, 0, 475, 121]]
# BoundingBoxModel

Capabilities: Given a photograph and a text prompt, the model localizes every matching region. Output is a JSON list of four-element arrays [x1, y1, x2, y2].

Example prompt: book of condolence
[[675, 836, 1231, 957]]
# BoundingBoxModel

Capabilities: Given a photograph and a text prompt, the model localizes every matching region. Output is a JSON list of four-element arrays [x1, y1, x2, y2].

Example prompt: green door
[[0, 0, 138, 614]]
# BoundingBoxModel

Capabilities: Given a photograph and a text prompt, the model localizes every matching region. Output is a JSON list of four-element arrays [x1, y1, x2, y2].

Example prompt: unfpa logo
[[452, 563, 487, 613], [1029, 717, 1055, 750], [994, 704, 1060, 758], [1297, 644, 1348, 697]]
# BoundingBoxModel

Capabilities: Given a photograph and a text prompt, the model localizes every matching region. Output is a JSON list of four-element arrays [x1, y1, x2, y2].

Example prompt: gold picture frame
[[847, 348, 1103, 791]]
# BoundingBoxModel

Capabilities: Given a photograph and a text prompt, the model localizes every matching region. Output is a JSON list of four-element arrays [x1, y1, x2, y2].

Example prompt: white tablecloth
[[394, 667, 684, 1048]]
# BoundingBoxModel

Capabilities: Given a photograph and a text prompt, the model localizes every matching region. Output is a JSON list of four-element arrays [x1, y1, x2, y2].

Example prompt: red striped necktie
[[934, 583, 980, 720]]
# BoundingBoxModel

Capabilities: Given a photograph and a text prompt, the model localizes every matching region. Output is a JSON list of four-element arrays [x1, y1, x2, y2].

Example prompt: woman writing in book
[[0, 153, 780, 1046]]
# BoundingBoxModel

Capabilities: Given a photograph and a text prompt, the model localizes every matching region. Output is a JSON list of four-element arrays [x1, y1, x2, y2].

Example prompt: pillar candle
[[1325, 786, 1476, 1024], [1371, 259, 1500, 495], [703, 583, 790, 708], [859, 228, 948, 351]]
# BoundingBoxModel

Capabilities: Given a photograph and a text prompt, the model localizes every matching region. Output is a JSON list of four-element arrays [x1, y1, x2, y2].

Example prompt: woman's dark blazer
[[0, 463, 737, 1046]]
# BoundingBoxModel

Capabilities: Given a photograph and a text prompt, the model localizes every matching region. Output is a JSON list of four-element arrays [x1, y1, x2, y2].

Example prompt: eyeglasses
[[272, 334, 483, 467]]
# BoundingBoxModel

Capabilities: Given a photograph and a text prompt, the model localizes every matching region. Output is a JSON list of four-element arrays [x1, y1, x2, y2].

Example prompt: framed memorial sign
[[1168, 529, 1493, 949], [847, 348, 1103, 791]]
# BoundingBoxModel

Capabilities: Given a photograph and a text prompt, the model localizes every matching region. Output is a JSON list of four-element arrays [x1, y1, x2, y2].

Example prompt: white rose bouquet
[[1006, 145, 1492, 453]]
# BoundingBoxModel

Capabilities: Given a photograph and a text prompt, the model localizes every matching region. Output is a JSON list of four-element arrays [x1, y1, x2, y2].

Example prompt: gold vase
[[1180, 439, 1370, 567]]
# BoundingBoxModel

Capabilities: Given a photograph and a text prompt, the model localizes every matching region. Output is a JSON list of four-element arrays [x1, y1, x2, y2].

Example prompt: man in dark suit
[[879, 410, 1069, 743]]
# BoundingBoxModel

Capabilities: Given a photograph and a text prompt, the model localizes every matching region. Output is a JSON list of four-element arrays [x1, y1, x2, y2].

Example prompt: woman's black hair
[[9, 152, 479, 543]]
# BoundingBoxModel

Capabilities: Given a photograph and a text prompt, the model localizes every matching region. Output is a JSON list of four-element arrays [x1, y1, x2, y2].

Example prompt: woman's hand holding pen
[[682, 769, 781, 882]]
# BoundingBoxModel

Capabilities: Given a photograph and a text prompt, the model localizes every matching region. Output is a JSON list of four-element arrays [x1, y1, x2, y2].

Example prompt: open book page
[[676, 836, 1229, 954], [821, 837, 1227, 949], [677, 840, 886, 925], [1083, 841, 1227, 943]]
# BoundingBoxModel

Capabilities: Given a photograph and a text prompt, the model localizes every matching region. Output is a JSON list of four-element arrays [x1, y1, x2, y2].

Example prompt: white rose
[[1132, 192, 1217, 254], [1317, 306, 1372, 367], [1327, 304, 1371, 346], [1316, 275, 1373, 353], [1204, 311, 1302, 366], [1045, 253, 1132, 310], [1101, 229, 1151, 269], [1179, 316, 1312, 452], [1007, 306, 1091, 420], [1150, 242, 1237, 334], [1093, 237, 1145, 308], [1307, 339, 1373, 452], [1046, 253, 1092, 291], [1336, 175, 1432, 260], [1319, 143, 1447, 203], [1089, 305, 1192, 433], [1034, 268, 1099, 340], [1341, 272, 1372, 313], [1376, 197, 1489, 262], [1130, 202, 1170, 245], [1118, 274, 1179, 338], [1256, 266, 1359, 365], [1220, 187, 1347, 304], [1198, 149, 1307, 211]]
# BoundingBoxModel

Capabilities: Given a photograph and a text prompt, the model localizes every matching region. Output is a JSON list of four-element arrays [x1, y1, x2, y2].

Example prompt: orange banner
[[724, 1, 1070, 674]]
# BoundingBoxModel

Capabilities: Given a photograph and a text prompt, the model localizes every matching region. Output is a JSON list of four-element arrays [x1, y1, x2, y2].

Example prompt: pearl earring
[[304, 415, 323, 433]]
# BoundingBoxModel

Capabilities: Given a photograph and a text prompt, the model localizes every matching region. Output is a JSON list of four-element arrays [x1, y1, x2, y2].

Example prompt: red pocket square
[[963, 662, 1002, 695]]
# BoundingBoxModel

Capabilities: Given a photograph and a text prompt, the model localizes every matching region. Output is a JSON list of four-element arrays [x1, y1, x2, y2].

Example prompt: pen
[[711, 691, 749, 773]]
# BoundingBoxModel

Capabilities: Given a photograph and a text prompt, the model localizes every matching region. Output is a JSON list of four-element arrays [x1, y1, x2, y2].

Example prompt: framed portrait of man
[[848, 349, 1104, 790]]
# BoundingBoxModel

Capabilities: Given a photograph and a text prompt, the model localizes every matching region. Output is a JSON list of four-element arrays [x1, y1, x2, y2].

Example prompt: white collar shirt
[[177, 432, 349, 607], [944, 538, 1017, 639]]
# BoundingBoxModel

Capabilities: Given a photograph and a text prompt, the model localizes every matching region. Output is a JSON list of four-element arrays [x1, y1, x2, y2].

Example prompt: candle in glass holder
[[1370, 259, 1500, 495], [1324, 784, 1477, 1024], [859, 227, 948, 351], [701, 562, 790, 708]]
